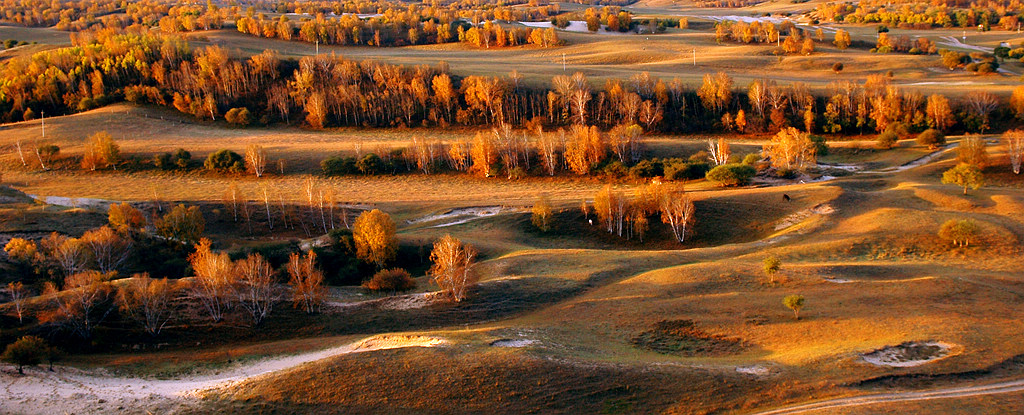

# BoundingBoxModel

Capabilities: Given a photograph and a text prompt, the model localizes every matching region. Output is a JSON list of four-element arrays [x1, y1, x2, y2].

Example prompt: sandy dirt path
[[0, 335, 446, 414], [751, 378, 1024, 415]]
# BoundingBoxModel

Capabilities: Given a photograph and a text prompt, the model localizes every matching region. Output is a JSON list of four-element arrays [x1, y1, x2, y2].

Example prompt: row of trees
[[587, 183, 697, 242], [2, 25, 1021, 135], [2, 204, 482, 339], [812, 0, 1024, 30]]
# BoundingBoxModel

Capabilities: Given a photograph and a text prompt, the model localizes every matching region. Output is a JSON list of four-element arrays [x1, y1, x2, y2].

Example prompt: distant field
[[189, 26, 1022, 96]]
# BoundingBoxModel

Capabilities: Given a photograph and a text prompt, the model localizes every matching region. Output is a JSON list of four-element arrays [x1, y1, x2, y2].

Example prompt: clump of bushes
[[938, 219, 979, 247], [322, 155, 359, 176], [706, 163, 756, 186], [224, 107, 253, 126], [877, 130, 899, 149], [916, 129, 946, 149], [154, 148, 192, 170], [362, 268, 416, 292], [204, 149, 244, 173]]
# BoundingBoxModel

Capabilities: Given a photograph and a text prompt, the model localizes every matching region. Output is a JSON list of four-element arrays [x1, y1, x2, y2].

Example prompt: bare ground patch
[[861, 342, 957, 367], [631, 320, 747, 357]]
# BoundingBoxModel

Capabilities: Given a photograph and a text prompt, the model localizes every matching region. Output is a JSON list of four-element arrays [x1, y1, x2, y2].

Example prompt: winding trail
[[0, 335, 446, 414], [751, 378, 1024, 414]]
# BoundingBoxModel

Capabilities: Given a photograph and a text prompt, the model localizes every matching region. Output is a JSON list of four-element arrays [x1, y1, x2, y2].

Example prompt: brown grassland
[[2, 4, 1024, 413]]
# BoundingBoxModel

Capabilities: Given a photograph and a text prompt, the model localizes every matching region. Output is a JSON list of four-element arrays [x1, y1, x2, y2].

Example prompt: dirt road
[[0, 335, 446, 414], [752, 378, 1024, 414]]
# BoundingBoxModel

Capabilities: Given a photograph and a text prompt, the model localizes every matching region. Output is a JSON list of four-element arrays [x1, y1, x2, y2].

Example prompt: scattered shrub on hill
[[225, 107, 253, 126], [877, 131, 898, 149], [35, 144, 59, 170], [357, 153, 385, 175], [942, 163, 984, 194], [2, 336, 48, 374], [742, 153, 762, 165], [322, 155, 360, 176], [204, 149, 244, 173], [363, 268, 416, 292], [783, 294, 805, 320], [763, 255, 782, 284], [155, 148, 192, 170], [706, 163, 756, 186], [916, 129, 946, 149], [938, 219, 980, 247], [531, 195, 553, 232], [156, 204, 205, 243]]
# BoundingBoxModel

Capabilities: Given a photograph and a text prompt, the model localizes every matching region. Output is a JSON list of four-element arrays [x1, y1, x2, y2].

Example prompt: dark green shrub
[[357, 153, 384, 175], [322, 156, 359, 176], [204, 149, 244, 172], [706, 163, 756, 186]]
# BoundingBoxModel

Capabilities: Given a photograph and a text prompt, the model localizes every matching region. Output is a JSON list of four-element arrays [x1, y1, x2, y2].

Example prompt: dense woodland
[[813, 0, 1024, 29], [1, 23, 1021, 137]]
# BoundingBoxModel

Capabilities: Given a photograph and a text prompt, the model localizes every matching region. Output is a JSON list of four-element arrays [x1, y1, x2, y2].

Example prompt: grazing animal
[[783, 194, 791, 202]]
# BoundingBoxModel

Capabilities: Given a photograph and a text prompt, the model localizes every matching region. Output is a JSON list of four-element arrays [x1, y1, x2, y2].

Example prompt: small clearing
[[861, 342, 955, 367]]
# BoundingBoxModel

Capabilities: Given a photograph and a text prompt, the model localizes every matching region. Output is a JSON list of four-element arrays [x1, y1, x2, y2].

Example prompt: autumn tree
[[942, 163, 984, 194], [925, 94, 953, 132], [764, 255, 781, 284], [4, 238, 38, 268], [1010, 85, 1024, 119], [660, 186, 696, 243], [287, 251, 325, 314], [80, 131, 120, 171], [564, 125, 605, 175], [233, 253, 279, 326], [938, 219, 980, 247], [46, 234, 89, 277], [964, 91, 999, 133], [245, 144, 268, 178], [763, 127, 817, 171], [834, 29, 851, 49], [186, 238, 235, 323], [35, 144, 59, 170], [156, 204, 205, 243], [108, 203, 145, 231], [708, 137, 731, 166], [1004, 129, 1024, 174], [957, 135, 989, 168], [117, 273, 179, 336], [44, 270, 114, 339], [697, 72, 733, 114], [608, 124, 643, 164], [81, 226, 132, 273], [536, 127, 560, 176], [6, 282, 28, 324], [429, 234, 478, 302], [531, 195, 553, 232], [783, 294, 804, 320], [470, 131, 498, 177], [353, 209, 398, 268], [2, 336, 47, 375]]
